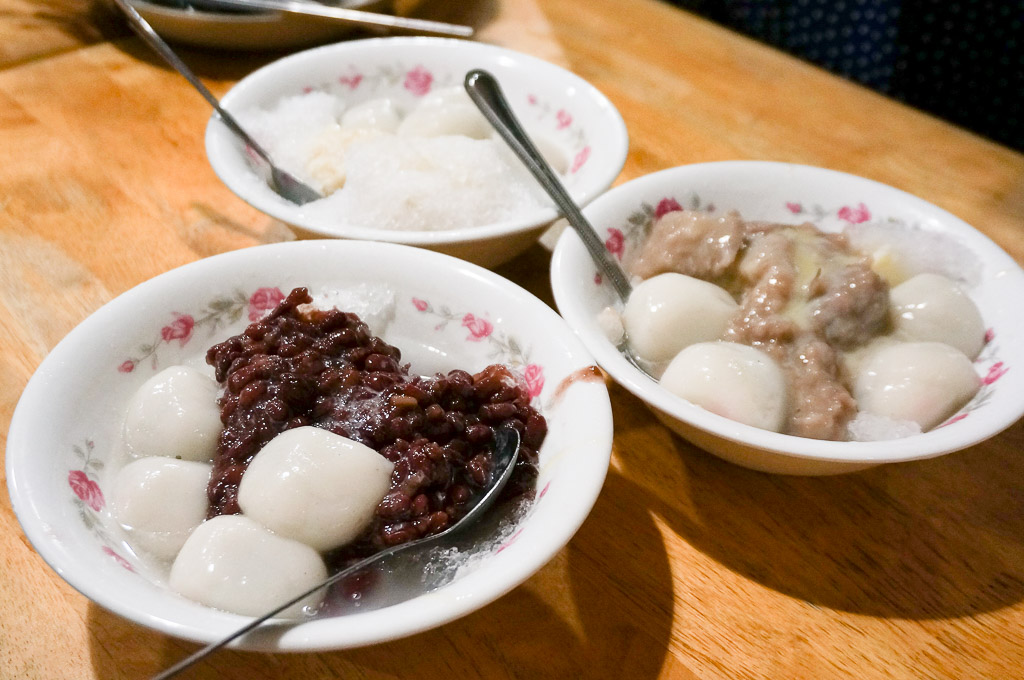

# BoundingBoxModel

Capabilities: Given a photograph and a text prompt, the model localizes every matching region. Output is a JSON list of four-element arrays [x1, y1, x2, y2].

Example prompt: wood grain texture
[[2, 0, 1023, 678]]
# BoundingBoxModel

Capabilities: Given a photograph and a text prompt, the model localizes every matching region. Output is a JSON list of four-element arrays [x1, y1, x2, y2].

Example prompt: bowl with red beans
[[6, 240, 612, 650]]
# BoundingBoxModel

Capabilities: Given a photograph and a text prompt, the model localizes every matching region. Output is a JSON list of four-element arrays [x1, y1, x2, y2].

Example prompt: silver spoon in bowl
[[464, 69, 632, 301], [168, 0, 474, 38], [463, 70, 650, 373], [151, 426, 521, 680], [113, 0, 322, 205]]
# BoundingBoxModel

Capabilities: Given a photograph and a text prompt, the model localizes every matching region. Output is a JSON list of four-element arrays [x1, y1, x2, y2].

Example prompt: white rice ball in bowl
[[6, 240, 612, 649], [550, 161, 1024, 475], [206, 37, 628, 268]]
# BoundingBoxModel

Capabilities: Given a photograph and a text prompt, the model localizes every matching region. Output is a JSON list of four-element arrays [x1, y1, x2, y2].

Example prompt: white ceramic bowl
[[206, 37, 629, 268], [7, 240, 612, 649], [551, 161, 1024, 475]]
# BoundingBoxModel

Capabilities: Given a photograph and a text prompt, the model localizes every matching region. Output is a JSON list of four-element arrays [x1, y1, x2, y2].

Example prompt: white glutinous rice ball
[[238, 426, 394, 552], [340, 97, 402, 133], [853, 341, 981, 430], [112, 457, 211, 560], [170, 515, 328, 618], [623, 273, 739, 365], [397, 86, 492, 139], [660, 341, 787, 432], [123, 365, 222, 462], [890, 273, 986, 360]]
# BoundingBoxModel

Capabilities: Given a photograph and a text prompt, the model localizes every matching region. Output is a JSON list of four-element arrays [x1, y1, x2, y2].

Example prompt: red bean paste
[[629, 210, 890, 440], [205, 287, 546, 565]]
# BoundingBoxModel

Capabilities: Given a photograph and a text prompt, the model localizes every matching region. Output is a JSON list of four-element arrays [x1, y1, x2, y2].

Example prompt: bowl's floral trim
[[496, 527, 525, 554], [118, 287, 285, 374], [941, 328, 1010, 426], [410, 297, 545, 399], [524, 93, 590, 173], [786, 200, 873, 224], [68, 439, 134, 572], [310, 64, 443, 98], [604, 194, 715, 262]]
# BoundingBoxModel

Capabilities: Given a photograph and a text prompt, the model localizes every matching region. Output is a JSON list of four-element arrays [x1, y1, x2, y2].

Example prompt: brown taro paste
[[204, 287, 546, 565], [629, 211, 890, 440]]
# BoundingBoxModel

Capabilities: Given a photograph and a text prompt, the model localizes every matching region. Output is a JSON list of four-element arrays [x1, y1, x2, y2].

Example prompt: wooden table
[[3, 0, 1023, 678]]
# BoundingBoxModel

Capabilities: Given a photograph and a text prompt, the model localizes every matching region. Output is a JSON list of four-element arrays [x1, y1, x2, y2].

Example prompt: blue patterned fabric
[[672, 0, 1024, 151]]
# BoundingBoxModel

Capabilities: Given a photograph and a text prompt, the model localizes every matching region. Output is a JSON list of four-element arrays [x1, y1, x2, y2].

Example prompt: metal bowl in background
[[126, 0, 399, 51]]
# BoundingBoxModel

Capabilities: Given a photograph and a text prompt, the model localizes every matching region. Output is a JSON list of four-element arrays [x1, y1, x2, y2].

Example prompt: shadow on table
[[610, 384, 1024, 620], [86, 462, 678, 679]]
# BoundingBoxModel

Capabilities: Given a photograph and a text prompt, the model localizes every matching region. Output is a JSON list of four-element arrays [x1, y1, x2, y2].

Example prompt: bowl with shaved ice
[[6, 240, 612, 649], [551, 161, 1024, 475], [206, 37, 628, 268]]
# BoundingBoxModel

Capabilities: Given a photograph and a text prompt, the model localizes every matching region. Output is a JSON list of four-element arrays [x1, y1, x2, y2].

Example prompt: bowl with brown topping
[[6, 240, 612, 649], [551, 161, 1024, 475]]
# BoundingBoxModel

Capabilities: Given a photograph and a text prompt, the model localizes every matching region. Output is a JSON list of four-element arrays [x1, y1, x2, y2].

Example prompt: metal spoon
[[464, 69, 632, 301], [175, 0, 474, 37], [464, 70, 651, 372], [152, 427, 521, 680], [113, 0, 322, 205]]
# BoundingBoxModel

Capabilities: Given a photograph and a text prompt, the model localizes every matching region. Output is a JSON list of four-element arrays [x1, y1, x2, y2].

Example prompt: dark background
[[670, 0, 1024, 151]]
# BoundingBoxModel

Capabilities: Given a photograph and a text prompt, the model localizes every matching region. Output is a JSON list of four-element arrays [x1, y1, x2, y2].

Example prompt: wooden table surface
[[3, 0, 1023, 678]]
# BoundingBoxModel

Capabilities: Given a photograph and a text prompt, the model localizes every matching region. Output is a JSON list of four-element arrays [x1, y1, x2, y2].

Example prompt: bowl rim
[[551, 159, 1024, 465], [204, 36, 629, 244], [7, 239, 614, 649]]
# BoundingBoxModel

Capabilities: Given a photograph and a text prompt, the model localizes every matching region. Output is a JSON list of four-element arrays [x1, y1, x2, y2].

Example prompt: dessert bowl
[[6, 239, 613, 649], [550, 161, 1024, 475], [206, 37, 629, 268]]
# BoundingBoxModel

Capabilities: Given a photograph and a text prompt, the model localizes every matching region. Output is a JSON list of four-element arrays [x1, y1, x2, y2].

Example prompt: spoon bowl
[[153, 427, 521, 679]]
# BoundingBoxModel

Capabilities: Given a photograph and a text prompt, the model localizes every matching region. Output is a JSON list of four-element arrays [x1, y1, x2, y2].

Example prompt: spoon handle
[[151, 428, 520, 680], [464, 69, 633, 301], [112, 0, 274, 168], [150, 551, 377, 680], [187, 0, 474, 37]]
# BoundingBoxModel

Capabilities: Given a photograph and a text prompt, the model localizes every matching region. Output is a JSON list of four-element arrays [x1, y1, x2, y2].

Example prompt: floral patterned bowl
[[6, 240, 612, 649], [206, 37, 629, 268], [550, 161, 1024, 475]]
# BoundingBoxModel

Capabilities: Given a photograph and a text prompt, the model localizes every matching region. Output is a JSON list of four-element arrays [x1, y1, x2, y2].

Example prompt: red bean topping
[[467, 453, 491, 486], [411, 494, 429, 517], [204, 286, 546, 567], [390, 394, 419, 410]]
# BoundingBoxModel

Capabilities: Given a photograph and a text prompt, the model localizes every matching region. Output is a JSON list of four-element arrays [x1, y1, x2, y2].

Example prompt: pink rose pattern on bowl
[[68, 439, 134, 571], [119, 288, 283, 373], [410, 296, 545, 399], [598, 194, 1009, 431], [297, 63, 591, 175]]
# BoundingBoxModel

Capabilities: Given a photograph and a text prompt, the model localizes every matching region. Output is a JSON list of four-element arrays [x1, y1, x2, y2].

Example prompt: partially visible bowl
[[127, 0, 391, 51], [551, 161, 1024, 475], [7, 239, 612, 649], [206, 37, 629, 268]]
